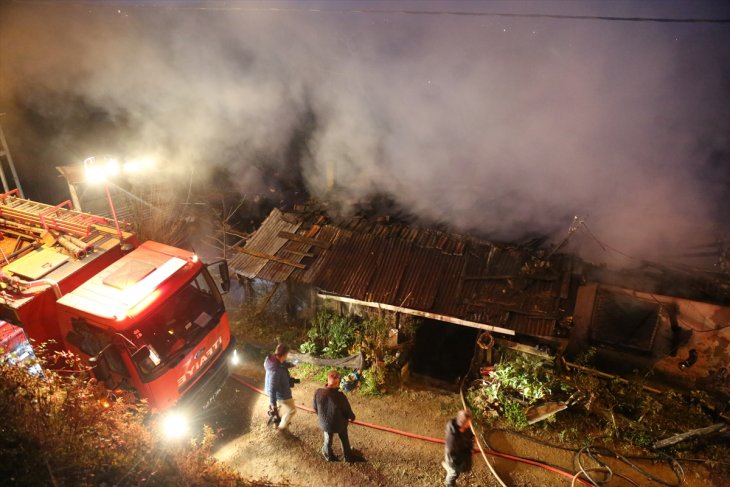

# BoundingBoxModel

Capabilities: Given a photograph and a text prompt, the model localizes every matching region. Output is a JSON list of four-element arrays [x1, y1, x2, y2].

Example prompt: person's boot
[[344, 450, 365, 463], [322, 448, 338, 462]]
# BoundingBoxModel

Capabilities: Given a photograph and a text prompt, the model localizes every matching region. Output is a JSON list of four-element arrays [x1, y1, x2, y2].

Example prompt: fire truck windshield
[[129, 267, 223, 378]]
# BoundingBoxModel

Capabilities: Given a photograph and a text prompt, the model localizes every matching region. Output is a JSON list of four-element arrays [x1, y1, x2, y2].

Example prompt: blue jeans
[[323, 429, 352, 458]]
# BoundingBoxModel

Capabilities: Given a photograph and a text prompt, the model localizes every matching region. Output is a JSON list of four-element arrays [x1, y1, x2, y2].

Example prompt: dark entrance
[[410, 319, 479, 383]]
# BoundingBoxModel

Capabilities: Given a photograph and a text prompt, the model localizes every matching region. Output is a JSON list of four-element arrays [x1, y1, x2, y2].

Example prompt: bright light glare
[[122, 157, 154, 174], [85, 155, 154, 182], [162, 412, 189, 440], [84, 156, 120, 183], [106, 158, 120, 176], [230, 349, 240, 366]]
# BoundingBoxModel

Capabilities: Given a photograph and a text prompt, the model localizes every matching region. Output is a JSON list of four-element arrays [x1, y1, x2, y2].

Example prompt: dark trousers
[[322, 429, 352, 458]]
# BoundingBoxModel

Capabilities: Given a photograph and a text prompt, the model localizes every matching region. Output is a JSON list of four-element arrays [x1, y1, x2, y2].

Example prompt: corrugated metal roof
[[228, 208, 302, 280], [230, 209, 570, 337]]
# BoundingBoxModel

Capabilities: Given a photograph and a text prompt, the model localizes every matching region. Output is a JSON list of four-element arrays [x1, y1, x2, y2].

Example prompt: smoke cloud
[[1, 1, 729, 266]]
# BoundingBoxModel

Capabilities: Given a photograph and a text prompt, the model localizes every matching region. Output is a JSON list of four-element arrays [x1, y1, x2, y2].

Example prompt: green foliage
[[300, 309, 359, 358], [298, 340, 318, 356], [0, 349, 269, 487], [297, 310, 402, 395], [488, 353, 556, 404], [625, 429, 653, 449], [359, 367, 386, 397], [291, 363, 349, 385], [502, 400, 528, 429]]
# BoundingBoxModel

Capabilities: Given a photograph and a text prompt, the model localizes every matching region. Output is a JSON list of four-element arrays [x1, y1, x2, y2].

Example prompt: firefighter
[[264, 343, 297, 430]]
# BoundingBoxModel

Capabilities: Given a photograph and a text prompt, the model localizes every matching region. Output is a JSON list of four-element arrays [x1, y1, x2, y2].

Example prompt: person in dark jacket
[[264, 343, 297, 430], [312, 370, 362, 462], [442, 409, 474, 487]]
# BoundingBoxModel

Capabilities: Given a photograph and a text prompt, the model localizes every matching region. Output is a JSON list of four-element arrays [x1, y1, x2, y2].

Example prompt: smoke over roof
[[1, 1, 729, 266]]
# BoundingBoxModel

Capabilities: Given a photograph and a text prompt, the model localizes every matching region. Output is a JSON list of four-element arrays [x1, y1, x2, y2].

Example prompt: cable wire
[[12, 1, 730, 24]]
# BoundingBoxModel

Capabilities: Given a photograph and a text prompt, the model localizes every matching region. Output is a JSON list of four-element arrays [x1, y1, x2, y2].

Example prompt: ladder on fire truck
[[0, 189, 111, 239], [0, 116, 24, 198]]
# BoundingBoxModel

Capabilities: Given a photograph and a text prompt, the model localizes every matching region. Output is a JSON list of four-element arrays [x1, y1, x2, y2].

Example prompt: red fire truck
[[0, 190, 235, 437]]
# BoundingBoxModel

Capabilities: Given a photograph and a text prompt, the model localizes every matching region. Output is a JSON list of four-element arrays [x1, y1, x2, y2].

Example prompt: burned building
[[229, 208, 730, 400], [228, 208, 573, 383]]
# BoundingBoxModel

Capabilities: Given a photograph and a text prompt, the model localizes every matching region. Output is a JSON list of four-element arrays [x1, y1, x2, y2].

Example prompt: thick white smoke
[[0, 1, 728, 267]]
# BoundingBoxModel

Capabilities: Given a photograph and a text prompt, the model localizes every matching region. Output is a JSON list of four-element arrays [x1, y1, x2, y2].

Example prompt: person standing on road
[[264, 343, 297, 430], [312, 370, 362, 462], [442, 409, 474, 487]]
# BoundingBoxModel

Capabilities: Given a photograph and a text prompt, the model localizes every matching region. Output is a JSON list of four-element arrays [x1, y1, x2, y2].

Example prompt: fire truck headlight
[[230, 349, 240, 366], [162, 412, 189, 440]]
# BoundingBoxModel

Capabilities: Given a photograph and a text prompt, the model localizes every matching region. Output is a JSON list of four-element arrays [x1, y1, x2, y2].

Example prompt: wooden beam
[[653, 423, 726, 449], [280, 248, 315, 258], [563, 360, 663, 394], [317, 292, 515, 336], [236, 247, 306, 269], [278, 231, 331, 249], [464, 274, 558, 281]]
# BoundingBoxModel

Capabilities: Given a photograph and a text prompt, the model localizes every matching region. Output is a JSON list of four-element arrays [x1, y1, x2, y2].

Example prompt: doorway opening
[[410, 319, 478, 384]]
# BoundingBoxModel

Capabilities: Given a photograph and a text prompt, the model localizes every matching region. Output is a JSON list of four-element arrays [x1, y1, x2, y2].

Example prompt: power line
[[11, 1, 730, 24]]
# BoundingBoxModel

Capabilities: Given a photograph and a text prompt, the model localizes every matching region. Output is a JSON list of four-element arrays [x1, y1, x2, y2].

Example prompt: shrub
[[0, 349, 269, 487], [300, 309, 358, 358]]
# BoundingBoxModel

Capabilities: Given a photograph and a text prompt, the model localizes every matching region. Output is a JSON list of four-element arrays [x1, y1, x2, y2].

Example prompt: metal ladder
[[0, 190, 110, 238], [0, 117, 24, 198]]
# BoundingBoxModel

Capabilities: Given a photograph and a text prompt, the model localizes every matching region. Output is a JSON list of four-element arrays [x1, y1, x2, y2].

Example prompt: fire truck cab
[[57, 240, 234, 412], [0, 191, 235, 435]]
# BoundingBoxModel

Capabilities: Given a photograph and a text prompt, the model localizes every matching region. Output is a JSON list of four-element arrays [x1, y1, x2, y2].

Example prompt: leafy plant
[[360, 367, 386, 396], [0, 348, 269, 487], [502, 400, 528, 429]]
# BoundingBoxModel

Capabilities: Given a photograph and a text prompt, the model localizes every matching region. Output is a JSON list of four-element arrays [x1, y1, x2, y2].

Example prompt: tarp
[[288, 351, 363, 370]]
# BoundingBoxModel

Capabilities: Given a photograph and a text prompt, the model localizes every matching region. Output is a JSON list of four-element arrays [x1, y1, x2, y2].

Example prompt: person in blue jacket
[[264, 343, 297, 430]]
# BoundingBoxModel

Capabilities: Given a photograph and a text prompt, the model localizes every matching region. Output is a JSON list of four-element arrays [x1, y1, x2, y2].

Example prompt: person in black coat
[[442, 409, 474, 487], [312, 370, 362, 462]]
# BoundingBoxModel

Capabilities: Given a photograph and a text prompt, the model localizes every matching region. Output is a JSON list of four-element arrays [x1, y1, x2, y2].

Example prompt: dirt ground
[[207, 356, 722, 487]]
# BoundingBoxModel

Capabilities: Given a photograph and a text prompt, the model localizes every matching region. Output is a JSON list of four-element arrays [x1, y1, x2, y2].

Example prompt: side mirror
[[131, 345, 151, 363], [131, 345, 155, 373], [217, 261, 230, 294]]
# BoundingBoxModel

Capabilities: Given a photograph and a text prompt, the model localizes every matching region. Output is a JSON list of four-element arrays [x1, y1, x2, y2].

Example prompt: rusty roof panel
[[367, 238, 412, 304], [236, 208, 569, 337], [228, 208, 302, 281], [393, 246, 445, 310], [256, 237, 312, 283]]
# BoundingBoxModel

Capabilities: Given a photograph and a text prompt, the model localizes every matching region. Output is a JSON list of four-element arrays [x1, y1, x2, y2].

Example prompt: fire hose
[[229, 373, 593, 486]]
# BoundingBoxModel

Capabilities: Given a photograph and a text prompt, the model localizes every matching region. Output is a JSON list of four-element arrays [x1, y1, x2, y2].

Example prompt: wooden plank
[[280, 248, 315, 258], [236, 247, 306, 269], [317, 292, 516, 336], [653, 423, 726, 449], [278, 231, 331, 249], [464, 274, 558, 281]]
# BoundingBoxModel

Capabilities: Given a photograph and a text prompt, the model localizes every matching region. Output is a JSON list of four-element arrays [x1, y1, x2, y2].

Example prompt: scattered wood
[[254, 283, 280, 316], [494, 338, 553, 361], [653, 423, 727, 449], [525, 401, 568, 425], [562, 360, 663, 394], [236, 247, 306, 269], [278, 231, 331, 249]]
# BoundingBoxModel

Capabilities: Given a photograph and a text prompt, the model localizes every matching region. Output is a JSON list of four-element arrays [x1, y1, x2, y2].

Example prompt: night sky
[[1, 0, 729, 267]]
